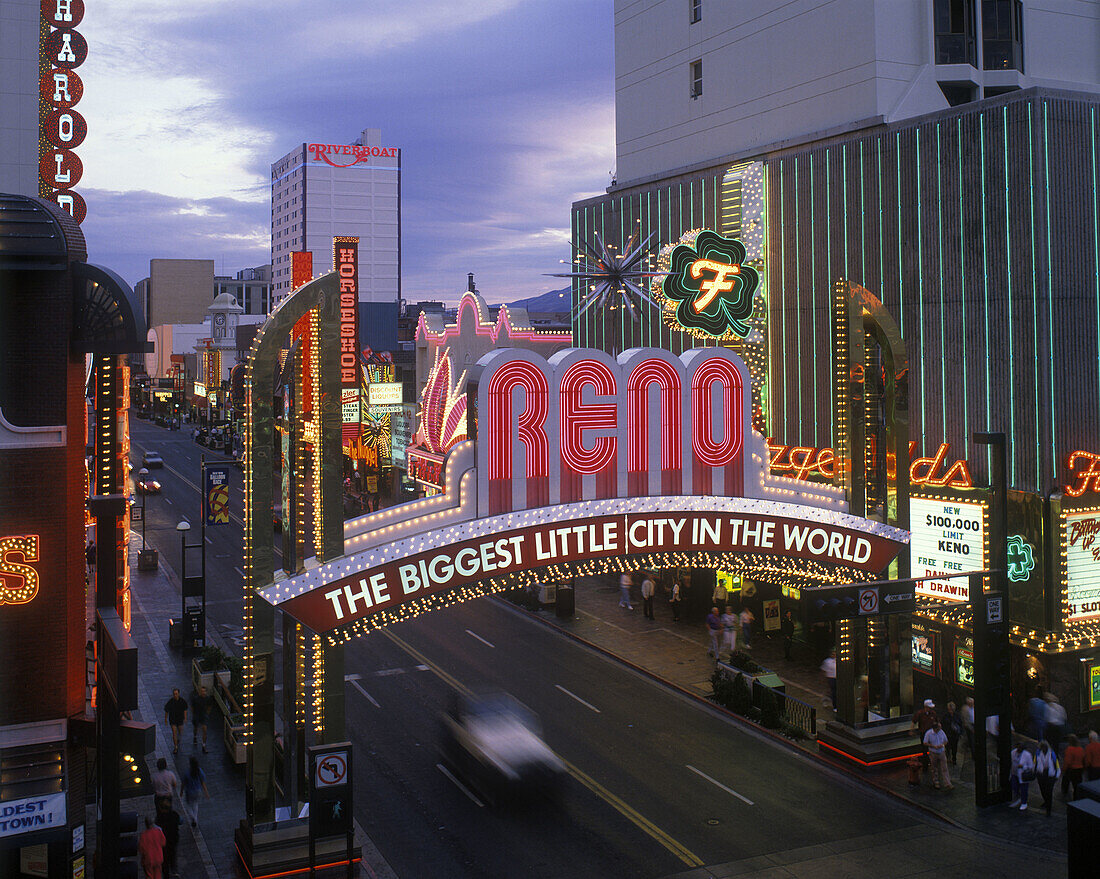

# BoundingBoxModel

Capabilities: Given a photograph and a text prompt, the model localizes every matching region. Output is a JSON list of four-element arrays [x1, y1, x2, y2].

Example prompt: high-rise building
[[0, 0, 39, 196], [215, 264, 271, 315], [270, 127, 400, 306], [614, 0, 1099, 185]]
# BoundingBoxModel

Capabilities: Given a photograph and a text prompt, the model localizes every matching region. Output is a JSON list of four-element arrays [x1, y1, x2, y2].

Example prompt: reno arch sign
[[260, 347, 909, 637]]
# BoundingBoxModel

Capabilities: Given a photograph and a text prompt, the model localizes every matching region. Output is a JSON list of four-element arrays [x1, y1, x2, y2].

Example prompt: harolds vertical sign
[[40, 0, 89, 224], [334, 238, 360, 450]]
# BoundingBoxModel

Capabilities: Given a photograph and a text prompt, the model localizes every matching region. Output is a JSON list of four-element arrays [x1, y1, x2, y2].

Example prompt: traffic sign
[[858, 587, 879, 615], [987, 595, 1003, 624], [308, 743, 353, 838]]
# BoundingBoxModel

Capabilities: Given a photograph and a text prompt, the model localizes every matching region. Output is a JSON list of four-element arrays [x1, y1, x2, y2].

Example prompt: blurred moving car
[[142, 451, 163, 468], [136, 477, 161, 495], [439, 692, 565, 805]]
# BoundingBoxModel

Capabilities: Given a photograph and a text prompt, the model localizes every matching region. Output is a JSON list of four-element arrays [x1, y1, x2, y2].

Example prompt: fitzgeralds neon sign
[[0, 536, 41, 605], [766, 439, 973, 488], [653, 230, 760, 339], [1066, 451, 1100, 497], [476, 347, 748, 516]]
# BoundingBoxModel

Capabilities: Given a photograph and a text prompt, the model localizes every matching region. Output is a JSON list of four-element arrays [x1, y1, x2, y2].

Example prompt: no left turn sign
[[858, 587, 879, 616]]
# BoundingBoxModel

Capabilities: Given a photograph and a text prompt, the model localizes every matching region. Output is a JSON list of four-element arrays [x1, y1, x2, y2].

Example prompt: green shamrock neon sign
[[1006, 534, 1035, 582], [659, 230, 759, 338]]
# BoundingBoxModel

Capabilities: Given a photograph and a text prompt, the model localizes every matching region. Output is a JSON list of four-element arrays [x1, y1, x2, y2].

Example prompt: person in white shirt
[[1013, 745, 1036, 811], [923, 721, 953, 790], [641, 573, 656, 620], [1035, 739, 1061, 816]]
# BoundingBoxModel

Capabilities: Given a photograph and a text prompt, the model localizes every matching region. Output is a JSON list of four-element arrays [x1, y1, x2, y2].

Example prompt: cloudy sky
[[78, 0, 614, 302]]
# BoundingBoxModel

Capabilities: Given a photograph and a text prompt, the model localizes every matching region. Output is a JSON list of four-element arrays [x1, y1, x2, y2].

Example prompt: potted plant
[[223, 711, 247, 764], [192, 645, 231, 695], [211, 654, 244, 719]]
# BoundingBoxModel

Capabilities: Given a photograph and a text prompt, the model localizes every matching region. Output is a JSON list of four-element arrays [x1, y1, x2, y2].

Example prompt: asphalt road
[[128, 418, 1065, 879]]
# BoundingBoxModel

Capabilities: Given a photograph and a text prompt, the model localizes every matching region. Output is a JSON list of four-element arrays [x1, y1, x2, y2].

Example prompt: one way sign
[[881, 591, 916, 614]]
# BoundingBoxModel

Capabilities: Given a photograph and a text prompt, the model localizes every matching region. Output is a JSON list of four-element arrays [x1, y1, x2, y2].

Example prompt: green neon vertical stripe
[[1093, 109, 1099, 429], [1028, 104, 1040, 489], [917, 127, 926, 441], [936, 124, 946, 435], [957, 118, 968, 446], [810, 152, 817, 440], [985, 116, 994, 466], [795, 157, 802, 435], [896, 133, 904, 339], [1002, 107, 1016, 485], [1043, 102, 1056, 472]]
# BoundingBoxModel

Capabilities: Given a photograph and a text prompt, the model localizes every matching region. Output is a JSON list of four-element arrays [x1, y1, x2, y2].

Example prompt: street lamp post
[[176, 519, 206, 653]]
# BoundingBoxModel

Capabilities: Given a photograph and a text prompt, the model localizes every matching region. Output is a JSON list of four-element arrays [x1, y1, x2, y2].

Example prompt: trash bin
[[137, 548, 158, 571], [907, 756, 922, 785], [555, 586, 575, 618], [168, 618, 182, 648]]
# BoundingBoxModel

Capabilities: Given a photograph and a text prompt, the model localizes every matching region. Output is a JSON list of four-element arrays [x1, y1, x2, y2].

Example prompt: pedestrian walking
[[190, 685, 212, 753], [1044, 693, 1067, 750], [181, 757, 210, 827], [739, 606, 755, 649], [821, 649, 837, 708], [1085, 730, 1100, 781], [1027, 688, 1047, 742], [941, 701, 962, 765], [923, 721, 953, 790], [641, 572, 656, 620], [780, 610, 794, 660], [163, 688, 188, 755], [712, 580, 728, 611], [721, 605, 738, 660], [155, 801, 181, 878], [85, 539, 96, 570], [669, 578, 682, 621], [911, 699, 938, 770], [1062, 734, 1085, 800], [960, 697, 975, 763], [1013, 744, 1036, 812], [705, 607, 722, 659], [618, 571, 634, 610], [150, 757, 178, 813], [138, 816, 166, 879], [1035, 739, 1060, 816]]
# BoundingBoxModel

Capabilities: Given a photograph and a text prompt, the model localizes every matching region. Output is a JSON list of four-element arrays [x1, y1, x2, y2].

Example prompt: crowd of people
[[911, 687, 1100, 817], [137, 688, 216, 878]]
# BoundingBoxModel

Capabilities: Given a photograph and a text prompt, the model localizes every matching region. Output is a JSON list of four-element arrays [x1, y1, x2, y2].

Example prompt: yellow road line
[[381, 629, 705, 868]]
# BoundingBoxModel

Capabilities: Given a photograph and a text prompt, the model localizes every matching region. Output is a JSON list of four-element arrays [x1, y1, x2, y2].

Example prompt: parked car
[[136, 477, 161, 494], [439, 692, 565, 805], [142, 451, 163, 468]]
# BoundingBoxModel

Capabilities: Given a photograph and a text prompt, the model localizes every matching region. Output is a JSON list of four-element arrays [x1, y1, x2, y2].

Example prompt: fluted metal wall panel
[[767, 91, 1100, 495]]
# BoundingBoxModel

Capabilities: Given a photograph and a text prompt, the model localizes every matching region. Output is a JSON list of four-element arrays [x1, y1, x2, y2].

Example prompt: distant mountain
[[506, 286, 571, 313]]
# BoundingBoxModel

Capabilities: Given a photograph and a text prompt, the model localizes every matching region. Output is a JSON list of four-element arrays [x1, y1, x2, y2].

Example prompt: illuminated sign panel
[[39, 0, 88, 224], [272, 508, 904, 634], [767, 439, 973, 488], [476, 348, 749, 516], [291, 250, 313, 290], [194, 382, 207, 398], [1066, 451, 1100, 497], [910, 496, 986, 602], [0, 536, 41, 605], [654, 231, 759, 339], [334, 237, 360, 450], [367, 383, 402, 406], [912, 622, 935, 674], [955, 641, 974, 686], [307, 143, 399, 167], [1090, 664, 1100, 710], [1064, 509, 1100, 623]]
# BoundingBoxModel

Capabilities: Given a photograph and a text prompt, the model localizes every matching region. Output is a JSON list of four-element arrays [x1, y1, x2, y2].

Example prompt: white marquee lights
[[258, 346, 907, 638]]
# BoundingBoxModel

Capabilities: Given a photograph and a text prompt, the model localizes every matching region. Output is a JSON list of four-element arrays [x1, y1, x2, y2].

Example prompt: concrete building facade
[[270, 127, 400, 306]]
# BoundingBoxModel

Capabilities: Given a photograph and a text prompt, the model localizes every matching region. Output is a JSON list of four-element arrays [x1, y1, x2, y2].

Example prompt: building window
[[933, 0, 976, 66], [982, 0, 1023, 71], [690, 0, 701, 23], [690, 59, 702, 98]]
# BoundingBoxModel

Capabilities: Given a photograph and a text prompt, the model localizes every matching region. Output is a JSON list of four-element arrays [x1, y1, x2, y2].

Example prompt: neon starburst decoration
[[547, 222, 663, 322]]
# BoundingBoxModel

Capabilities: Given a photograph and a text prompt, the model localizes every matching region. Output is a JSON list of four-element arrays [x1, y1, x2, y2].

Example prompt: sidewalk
[[86, 538, 396, 878], [512, 575, 1070, 855]]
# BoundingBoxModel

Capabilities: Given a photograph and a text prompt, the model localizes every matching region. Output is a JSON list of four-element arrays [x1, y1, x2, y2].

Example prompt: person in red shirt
[[1063, 734, 1086, 800], [138, 816, 166, 879], [911, 699, 938, 770], [1084, 730, 1100, 781]]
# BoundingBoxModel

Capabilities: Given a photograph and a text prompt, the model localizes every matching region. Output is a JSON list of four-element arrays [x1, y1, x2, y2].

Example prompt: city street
[[128, 418, 1066, 878]]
